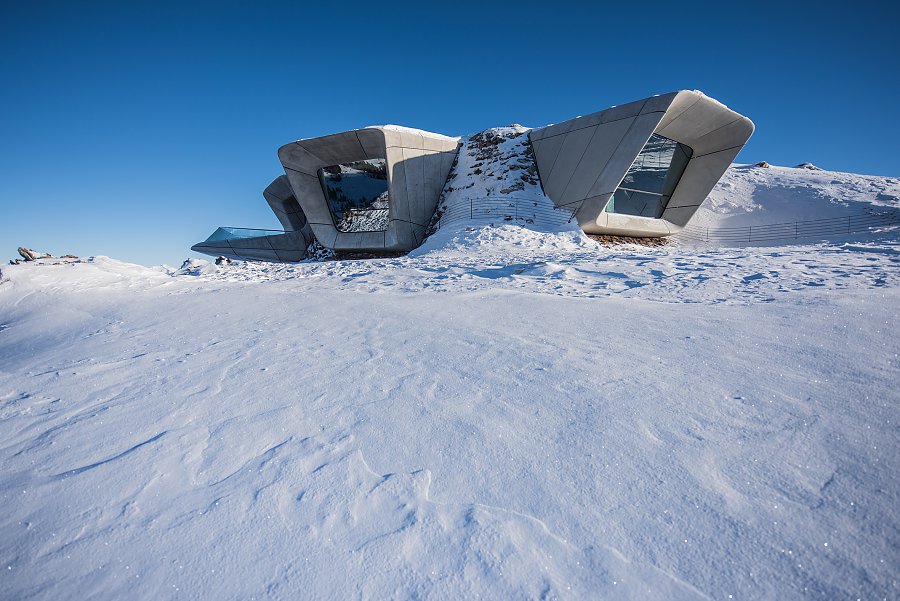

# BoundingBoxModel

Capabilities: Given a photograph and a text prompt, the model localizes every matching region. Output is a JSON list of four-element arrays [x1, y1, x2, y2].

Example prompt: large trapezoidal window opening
[[606, 134, 693, 219], [318, 159, 390, 233]]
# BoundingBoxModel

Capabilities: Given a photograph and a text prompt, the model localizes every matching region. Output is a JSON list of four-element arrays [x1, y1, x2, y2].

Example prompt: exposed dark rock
[[18, 247, 52, 261], [588, 234, 671, 247], [500, 181, 525, 194]]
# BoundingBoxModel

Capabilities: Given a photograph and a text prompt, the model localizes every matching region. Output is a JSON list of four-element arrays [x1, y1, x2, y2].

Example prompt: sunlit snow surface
[[1, 163, 899, 599]]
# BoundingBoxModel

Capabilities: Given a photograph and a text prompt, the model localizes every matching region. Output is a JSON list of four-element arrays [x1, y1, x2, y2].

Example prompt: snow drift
[[0, 161, 898, 600]]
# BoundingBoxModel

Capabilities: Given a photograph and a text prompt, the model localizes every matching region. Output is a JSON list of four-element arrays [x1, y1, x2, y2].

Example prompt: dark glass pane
[[607, 189, 666, 218], [318, 159, 389, 232], [606, 134, 693, 219]]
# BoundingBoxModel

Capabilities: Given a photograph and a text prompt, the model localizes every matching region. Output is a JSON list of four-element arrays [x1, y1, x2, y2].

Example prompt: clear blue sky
[[2, 0, 898, 266]]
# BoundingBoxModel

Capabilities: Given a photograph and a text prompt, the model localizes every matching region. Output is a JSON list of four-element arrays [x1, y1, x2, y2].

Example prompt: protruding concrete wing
[[191, 176, 317, 262], [191, 228, 311, 262], [529, 91, 754, 236], [263, 175, 314, 236], [277, 126, 460, 252]]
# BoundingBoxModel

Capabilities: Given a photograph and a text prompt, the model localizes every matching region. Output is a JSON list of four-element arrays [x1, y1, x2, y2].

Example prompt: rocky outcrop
[[9, 248, 78, 265], [17, 247, 52, 261]]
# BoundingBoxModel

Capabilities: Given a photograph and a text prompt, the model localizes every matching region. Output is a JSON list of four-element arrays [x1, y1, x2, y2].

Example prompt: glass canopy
[[202, 227, 286, 242]]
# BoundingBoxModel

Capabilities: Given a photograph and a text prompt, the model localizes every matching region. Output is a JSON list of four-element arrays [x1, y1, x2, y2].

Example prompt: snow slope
[[432, 125, 574, 232], [1, 163, 899, 600], [693, 163, 900, 229]]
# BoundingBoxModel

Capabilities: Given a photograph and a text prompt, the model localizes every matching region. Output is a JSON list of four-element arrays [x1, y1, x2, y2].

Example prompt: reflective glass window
[[318, 159, 389, 232], [605, 134, 693, 218]]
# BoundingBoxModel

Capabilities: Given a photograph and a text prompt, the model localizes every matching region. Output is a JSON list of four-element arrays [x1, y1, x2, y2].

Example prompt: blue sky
[[1, 0, 898, 266]]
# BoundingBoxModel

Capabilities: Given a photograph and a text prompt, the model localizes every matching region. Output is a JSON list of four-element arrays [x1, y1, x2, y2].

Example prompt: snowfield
[[1, 162, 899, 600]]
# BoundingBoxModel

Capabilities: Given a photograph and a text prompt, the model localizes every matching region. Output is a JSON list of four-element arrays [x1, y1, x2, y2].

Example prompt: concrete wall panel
[[228, 236, 275, 251], [656, 98, 741, 141], [542, 126, 597, 201], [282, 171, 331, 225], [530, 98, 648, 146], [664, 145, 744, 212], [315, 225, 339, 249], [575, 193, 613, 228], [263, 174, 293, 202], [386, 145, 411, 224], [422, 134, 458, 152], [278, 143, 325, 176], [597, 98, 647, 124], [356, 128, 385, 159], [333, 230, 386, 250], [530, 135, 566, 185], [263, 175, 311, 233], [686, 117, 756, 156], [528, 119, 575, 142], [273, 249, 307, 262], [583, 213, 673, 236], [402, 146, 427, 226], [302, 131, 368, 166], [557, 117, 633, 206], [655, 91, 703, 131], [584, 112, 662, 198], [267, 231, 310, 251], [384, 219, 416, 250], [639, 92, 679, 115], [659, 206, 699, 229], [556, 99, 643, 134], [399, 129, 425, 151], [380, 128, 404, 150], [234, 248, 280, 261], [421, 152, 446, 224]]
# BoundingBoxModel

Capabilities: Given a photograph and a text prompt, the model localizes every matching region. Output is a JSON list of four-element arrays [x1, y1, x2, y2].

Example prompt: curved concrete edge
[[582, 212, 679, 237], [263, 176, 315, 244], [278, 126, 460, 253], [530, 91, 754, 237]]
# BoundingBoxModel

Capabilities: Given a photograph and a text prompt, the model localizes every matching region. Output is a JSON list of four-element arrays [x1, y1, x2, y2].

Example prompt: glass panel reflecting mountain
[[318, 159, 390, 232]]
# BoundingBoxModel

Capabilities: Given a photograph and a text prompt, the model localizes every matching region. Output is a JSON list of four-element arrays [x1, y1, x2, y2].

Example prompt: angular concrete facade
[[263, 175, 311, 233], [278, 126, 459, 253], [529, 91, 754, 236]]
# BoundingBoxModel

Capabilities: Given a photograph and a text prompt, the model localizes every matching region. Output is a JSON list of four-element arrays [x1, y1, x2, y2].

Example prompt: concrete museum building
[[192, 91, 753, 261]]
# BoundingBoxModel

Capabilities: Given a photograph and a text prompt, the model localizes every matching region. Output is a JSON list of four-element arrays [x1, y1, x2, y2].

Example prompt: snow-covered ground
[[1, 162, 898, 600], [694, 162, 900, 228]]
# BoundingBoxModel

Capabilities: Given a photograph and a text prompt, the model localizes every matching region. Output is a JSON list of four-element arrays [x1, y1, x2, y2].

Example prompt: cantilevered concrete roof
[[278, 126, 459, 253], [529, 91, 754, 236]]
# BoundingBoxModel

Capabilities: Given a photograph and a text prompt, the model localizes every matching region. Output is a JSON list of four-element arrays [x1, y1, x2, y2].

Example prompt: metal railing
[[434, 196, 576, 230], [674, 209, 900, 244]]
